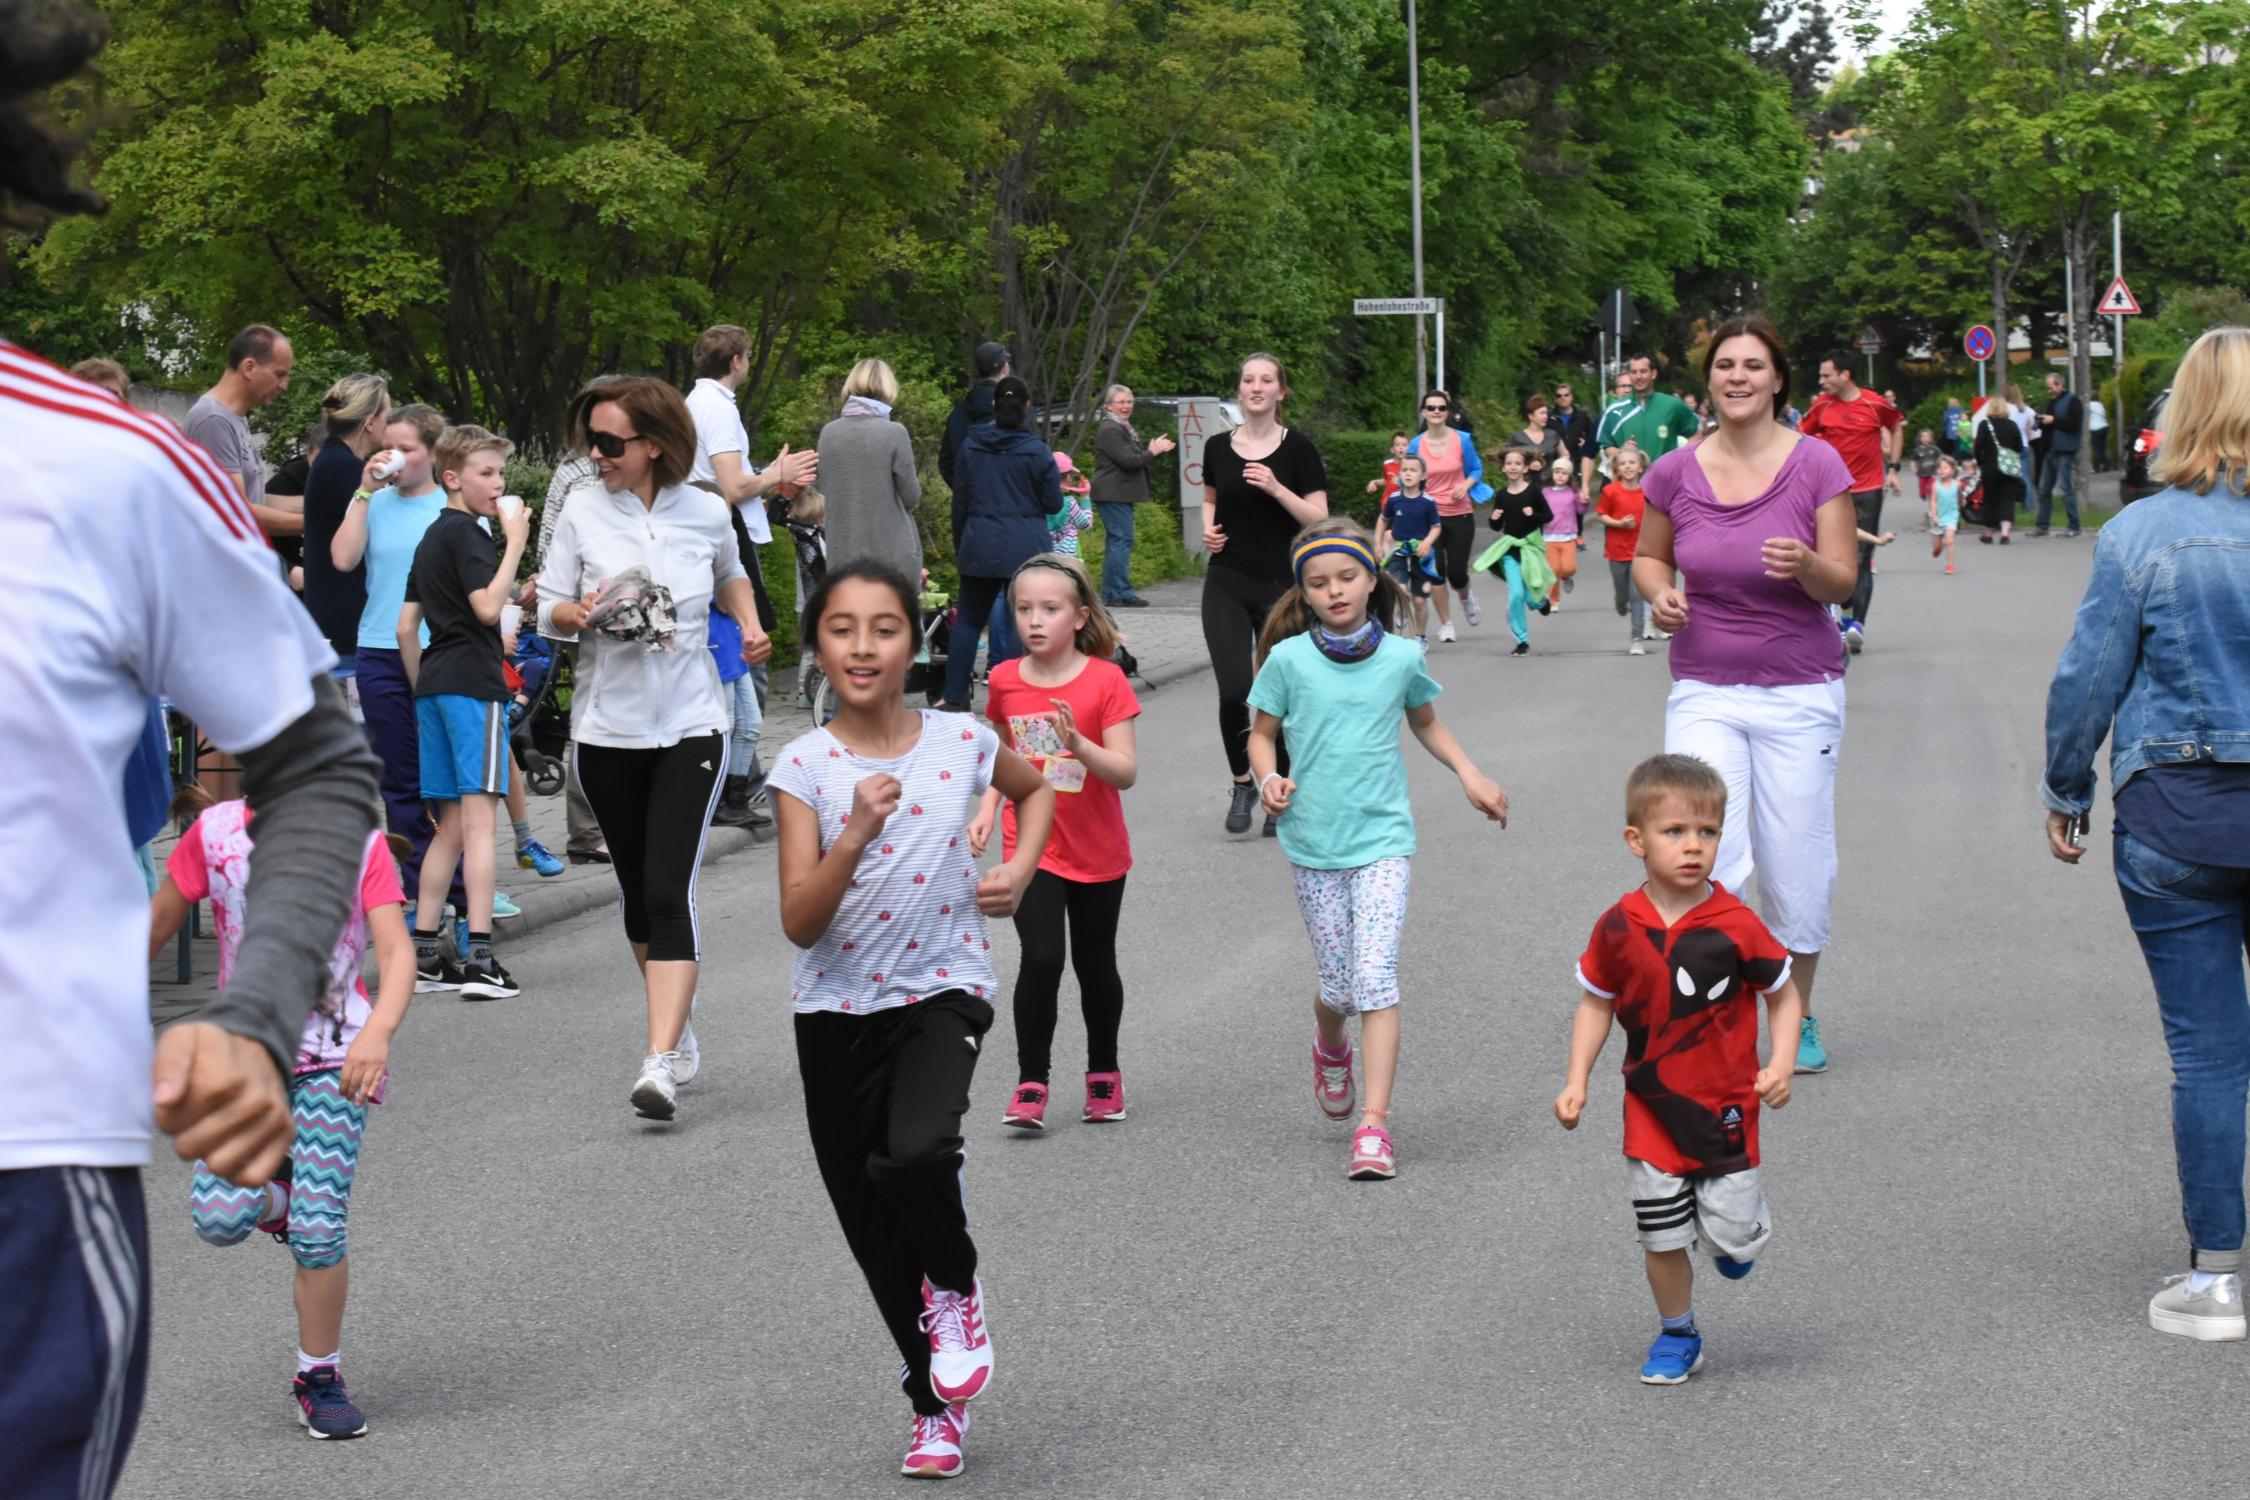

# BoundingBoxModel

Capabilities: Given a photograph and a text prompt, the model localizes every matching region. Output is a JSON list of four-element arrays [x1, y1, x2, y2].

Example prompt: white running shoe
[[921, 1276, 994, 1403], [674, 1022, 700, 1086], [631, 1052, 679, 1120], [2149, 1273, 2247, 1341], [1463, 593, 1482, 626], [1629, 640, 1647, 655], [1438, 622, 1457, 643]]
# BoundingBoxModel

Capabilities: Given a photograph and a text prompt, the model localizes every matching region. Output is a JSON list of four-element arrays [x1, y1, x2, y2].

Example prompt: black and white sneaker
[[415, 950, 465, 993], [458, 955, 520, 1000]]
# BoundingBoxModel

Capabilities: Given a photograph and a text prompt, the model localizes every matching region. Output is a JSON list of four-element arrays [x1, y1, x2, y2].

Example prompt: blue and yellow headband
[[1291, 535, 1378, 581]]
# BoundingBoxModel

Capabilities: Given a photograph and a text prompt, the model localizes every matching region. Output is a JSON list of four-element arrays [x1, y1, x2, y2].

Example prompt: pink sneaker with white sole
[[1312, 1039, 1356, 1120], [1001, 1081, 1048, 1130], [1348, 1124, 1396, 1180], [1082, 1071, 1127, 1122], [921, 1276, 994, 1403], [902, 1403, 969, 1479]]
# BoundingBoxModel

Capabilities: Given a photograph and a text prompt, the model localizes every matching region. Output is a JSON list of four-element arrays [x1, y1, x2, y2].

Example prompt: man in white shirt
[[685, 324, 817, 832], [1, 344, 380, 1498]]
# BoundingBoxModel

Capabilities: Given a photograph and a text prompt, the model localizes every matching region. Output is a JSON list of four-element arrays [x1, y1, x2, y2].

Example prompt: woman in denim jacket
[[2043, 327, 2250, 1343]]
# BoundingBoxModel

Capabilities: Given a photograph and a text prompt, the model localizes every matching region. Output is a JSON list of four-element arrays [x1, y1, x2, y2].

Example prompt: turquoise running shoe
[[1639, 1328, 1705, 1385], [517, 838, 566, 878], [492, 891, 520, 920], [1794, 1015, 1829, 1074]]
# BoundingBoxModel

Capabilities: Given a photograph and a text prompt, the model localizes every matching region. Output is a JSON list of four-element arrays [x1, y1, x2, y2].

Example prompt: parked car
[[2119, 388, 2171, 507]]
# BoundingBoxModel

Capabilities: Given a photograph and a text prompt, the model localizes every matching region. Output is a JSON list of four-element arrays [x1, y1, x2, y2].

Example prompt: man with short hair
[[1799, 352, 1905, 652], [940, 340, 1010, 506], [1089, 383, 1174, 607], [1551, 382, 1598, 497], [181, 324, 298, 542], [1596, 353, 1700, 478], [686, 323, 817, 831], [2033, 371, 2086, 537]]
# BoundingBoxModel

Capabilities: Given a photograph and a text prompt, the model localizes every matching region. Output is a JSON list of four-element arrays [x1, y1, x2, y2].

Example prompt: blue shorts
[[1383, 547, 1434, 598], [0, 1167, 150, 1500], [416, 693, 509, 801]]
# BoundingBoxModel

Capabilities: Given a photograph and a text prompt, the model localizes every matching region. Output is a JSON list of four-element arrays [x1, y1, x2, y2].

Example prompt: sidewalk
[[149, 574, 1214, 1020]]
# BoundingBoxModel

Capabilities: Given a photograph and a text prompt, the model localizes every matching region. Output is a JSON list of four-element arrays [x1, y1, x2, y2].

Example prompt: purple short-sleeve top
[[1642, 437, 1853, 688]]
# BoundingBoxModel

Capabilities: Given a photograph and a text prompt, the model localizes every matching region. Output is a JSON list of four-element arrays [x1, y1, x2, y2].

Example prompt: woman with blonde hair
[[2043, 325, 2250, 1342], [817, 357, 923, 580], [302, 373, 393, 693], [1973, 393, 2026, 542]]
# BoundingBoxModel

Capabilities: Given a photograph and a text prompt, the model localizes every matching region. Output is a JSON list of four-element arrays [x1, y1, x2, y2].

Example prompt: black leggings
[[797, 993, 993, 1417], [574, 735, 725, 962], [1433, 511, 1478, 591], [1011, 871, 1126, 1082], [1847, 487, 1883, 623], [1201, 565, 1290, 780]]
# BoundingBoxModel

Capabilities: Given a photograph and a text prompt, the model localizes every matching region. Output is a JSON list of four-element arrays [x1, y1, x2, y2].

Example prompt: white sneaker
[[674, 1022, 700, 1086], [921, 1276, 994, 1403], [2149, 1273, 2247, 1341], [1629, 640, 1647, 655], [1463, 593, 1482, 626], [631, 1052, 679, 1120], [1438, 623, 1457, 643]]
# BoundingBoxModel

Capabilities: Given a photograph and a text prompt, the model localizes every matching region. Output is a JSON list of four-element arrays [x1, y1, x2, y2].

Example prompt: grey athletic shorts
[[1629, 1160, 1772, 1261]]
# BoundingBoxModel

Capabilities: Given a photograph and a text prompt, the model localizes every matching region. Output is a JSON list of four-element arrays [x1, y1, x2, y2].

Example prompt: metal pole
[[2111, 209, 2125, 379], [1977, 358, 1986, 401], [1435, 301, 1446, 393], [1406, 0, 1428, 397], [2062, 245, 2075, 366]]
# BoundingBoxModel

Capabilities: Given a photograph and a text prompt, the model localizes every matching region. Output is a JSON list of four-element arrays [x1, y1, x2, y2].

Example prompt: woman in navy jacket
[[942, 375, 1062, 708]]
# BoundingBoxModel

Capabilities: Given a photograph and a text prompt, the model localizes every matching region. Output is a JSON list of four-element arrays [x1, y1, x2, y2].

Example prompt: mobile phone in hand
[[2069, 813, 2089, 848]]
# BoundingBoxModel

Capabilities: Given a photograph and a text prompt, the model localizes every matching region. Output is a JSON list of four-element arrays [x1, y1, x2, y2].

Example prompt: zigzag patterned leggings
[[189, 1070, 366, 1270]]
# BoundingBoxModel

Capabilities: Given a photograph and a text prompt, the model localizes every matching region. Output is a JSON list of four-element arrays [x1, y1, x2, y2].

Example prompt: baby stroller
[[505, 631, 567, 797], [804, 573, 955, 726]]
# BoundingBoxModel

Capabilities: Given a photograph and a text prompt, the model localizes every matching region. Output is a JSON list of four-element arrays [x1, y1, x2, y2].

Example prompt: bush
[[1312, 428, 1405, 527]]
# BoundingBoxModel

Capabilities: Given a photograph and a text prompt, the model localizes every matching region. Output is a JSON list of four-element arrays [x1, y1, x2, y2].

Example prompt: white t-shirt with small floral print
[[768, 710, 1002, 1014]]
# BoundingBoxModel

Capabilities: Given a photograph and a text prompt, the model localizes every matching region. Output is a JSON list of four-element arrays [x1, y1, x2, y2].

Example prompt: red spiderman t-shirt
[[1575, 883, 1792, 1177]]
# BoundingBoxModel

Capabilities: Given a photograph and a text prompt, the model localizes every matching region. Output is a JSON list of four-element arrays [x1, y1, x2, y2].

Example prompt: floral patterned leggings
[[1288, 857, 1412, 1015]]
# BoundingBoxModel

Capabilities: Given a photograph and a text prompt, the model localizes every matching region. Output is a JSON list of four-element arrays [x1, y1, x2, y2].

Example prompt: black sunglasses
[[587, 429, 642, 459], [1422, 403, 1448, 412]]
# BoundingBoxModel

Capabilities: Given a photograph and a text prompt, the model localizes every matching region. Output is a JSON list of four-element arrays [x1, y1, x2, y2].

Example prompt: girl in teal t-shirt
[[1245, 518, 1510, 1182]]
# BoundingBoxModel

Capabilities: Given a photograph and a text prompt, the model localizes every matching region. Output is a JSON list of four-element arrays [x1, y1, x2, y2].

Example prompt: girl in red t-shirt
[[969, 554, 1143, 1128], [1592, 448, 1652, 652]]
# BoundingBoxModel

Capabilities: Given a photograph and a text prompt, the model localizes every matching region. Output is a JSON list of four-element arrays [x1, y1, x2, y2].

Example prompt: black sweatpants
[[1846, 487, 1883, 624], [797, 992, 994, 1417], [1201, 565, 1290, 780], [1011, 871, 1126, 1083], [574, 735, 725, 961]]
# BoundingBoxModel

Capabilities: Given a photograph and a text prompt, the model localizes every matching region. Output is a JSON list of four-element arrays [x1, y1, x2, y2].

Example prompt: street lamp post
[[1406, 0, 1427, 397]]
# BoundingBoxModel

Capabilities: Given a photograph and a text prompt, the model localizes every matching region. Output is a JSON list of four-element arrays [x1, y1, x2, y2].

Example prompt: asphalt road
[[121, 520, 2250, 1499]]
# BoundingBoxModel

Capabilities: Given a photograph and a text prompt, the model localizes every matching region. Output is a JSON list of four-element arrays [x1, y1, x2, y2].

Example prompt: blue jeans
[[725, 669, 762, 779], [2114, 830, 2250, 1270], [1096, 501, 1138, 601], [2036, 449, 2081, 530], [943, 575, 1018, 706]]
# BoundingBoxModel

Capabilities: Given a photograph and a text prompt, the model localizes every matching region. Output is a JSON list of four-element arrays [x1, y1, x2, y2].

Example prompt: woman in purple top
[[1634, 315, 1859, 1074]]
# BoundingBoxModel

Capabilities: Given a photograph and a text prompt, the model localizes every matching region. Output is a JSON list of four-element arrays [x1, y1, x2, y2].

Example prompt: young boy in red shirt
[[1591, 447, 1651, 653], [1555, 754, 1805, 1385]]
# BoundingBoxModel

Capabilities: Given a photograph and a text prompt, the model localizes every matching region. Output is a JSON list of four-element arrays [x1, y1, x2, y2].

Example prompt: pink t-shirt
[[1641, 438, 1853, 688], [167, 802, 406, 1097], [986, 655, 1141, 884], [1542, 485, 1586, 539]]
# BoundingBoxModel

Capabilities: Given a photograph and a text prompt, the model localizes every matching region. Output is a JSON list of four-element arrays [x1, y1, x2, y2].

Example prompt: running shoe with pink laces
[[902, 1403, 970, 1479], [1082, 1071, 1127, 1123], [1001, 1081, 1048, 1130], [1312, 1038, 1356, 1120], [1348, 1123, 1397, 1180], [921, 1276, 994, 1403]]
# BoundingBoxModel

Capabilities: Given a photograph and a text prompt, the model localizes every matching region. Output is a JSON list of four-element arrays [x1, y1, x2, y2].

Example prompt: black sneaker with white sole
[[415, 950, 466, 993], [458, 955, 520, 1000]]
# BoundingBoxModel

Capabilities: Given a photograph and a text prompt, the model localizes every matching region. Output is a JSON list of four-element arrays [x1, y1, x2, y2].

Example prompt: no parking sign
[[1964, 325, 1996, 362]]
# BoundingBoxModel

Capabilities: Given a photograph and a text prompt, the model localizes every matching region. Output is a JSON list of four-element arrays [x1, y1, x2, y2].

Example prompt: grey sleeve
[[201, 676, 382, 1072], [892, 426, 923, 512]]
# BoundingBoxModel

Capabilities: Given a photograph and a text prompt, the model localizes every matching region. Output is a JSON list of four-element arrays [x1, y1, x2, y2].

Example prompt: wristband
[[351, 490, 374, 503], [1257, 772, 1285, 795]]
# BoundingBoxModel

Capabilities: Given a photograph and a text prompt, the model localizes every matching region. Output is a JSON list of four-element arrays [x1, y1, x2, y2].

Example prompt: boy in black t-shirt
[[399, 424, 530, 999]]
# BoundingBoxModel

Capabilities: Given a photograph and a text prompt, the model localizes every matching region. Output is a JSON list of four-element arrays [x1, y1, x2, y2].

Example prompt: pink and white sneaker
[[1348, 1124, 1396, 1180], [1313, 1039, 1356, 1120], [902, 1403, 969, 1480], [1082, 1071, 1127, 1123], [1001, 1081, 1049, 1130], [921, 1276, 994, 1403]]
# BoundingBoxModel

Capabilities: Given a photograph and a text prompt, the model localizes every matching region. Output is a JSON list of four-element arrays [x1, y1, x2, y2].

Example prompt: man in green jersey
[[1596, 352, 1700, 477]]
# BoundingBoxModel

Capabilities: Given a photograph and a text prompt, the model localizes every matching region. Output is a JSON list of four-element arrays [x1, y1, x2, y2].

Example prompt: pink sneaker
[[1312, 1039, 1356, 1120], [1001, 1081, 1048, 1130], [902, 1403, 969, 1479], [1082, 1071, 1127, 1123], [1348, 1124, 1396, 1180], [921, 1276, 993, 1403]]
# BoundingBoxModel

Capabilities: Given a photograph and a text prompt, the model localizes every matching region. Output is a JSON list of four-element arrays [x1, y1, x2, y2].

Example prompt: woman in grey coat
[[1090, 383, 1174, 606], [815, 358, 923, 581]]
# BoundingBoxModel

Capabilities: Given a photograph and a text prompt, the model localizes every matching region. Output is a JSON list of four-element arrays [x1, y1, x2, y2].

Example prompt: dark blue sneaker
[[293, 1365, 367, 1438], [1714, 1255, 1755, 1280], [1639, 1328, 1705, 1385]]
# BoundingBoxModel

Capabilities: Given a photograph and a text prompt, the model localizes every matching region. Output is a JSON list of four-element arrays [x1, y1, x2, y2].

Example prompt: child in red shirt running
[[1363, 431, 1409, 506], [1556, 754, 1805, 1387], [1591, 447, 1651, 652], [969, 553, 1143, 1128]]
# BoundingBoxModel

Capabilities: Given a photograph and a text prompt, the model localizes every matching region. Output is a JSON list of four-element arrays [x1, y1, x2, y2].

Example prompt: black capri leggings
[[1011, 871, 1127, 1083], [1432, 511, 1477, 591], [574, 735, 726, 962], [1201, 565, 1291, 781]]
